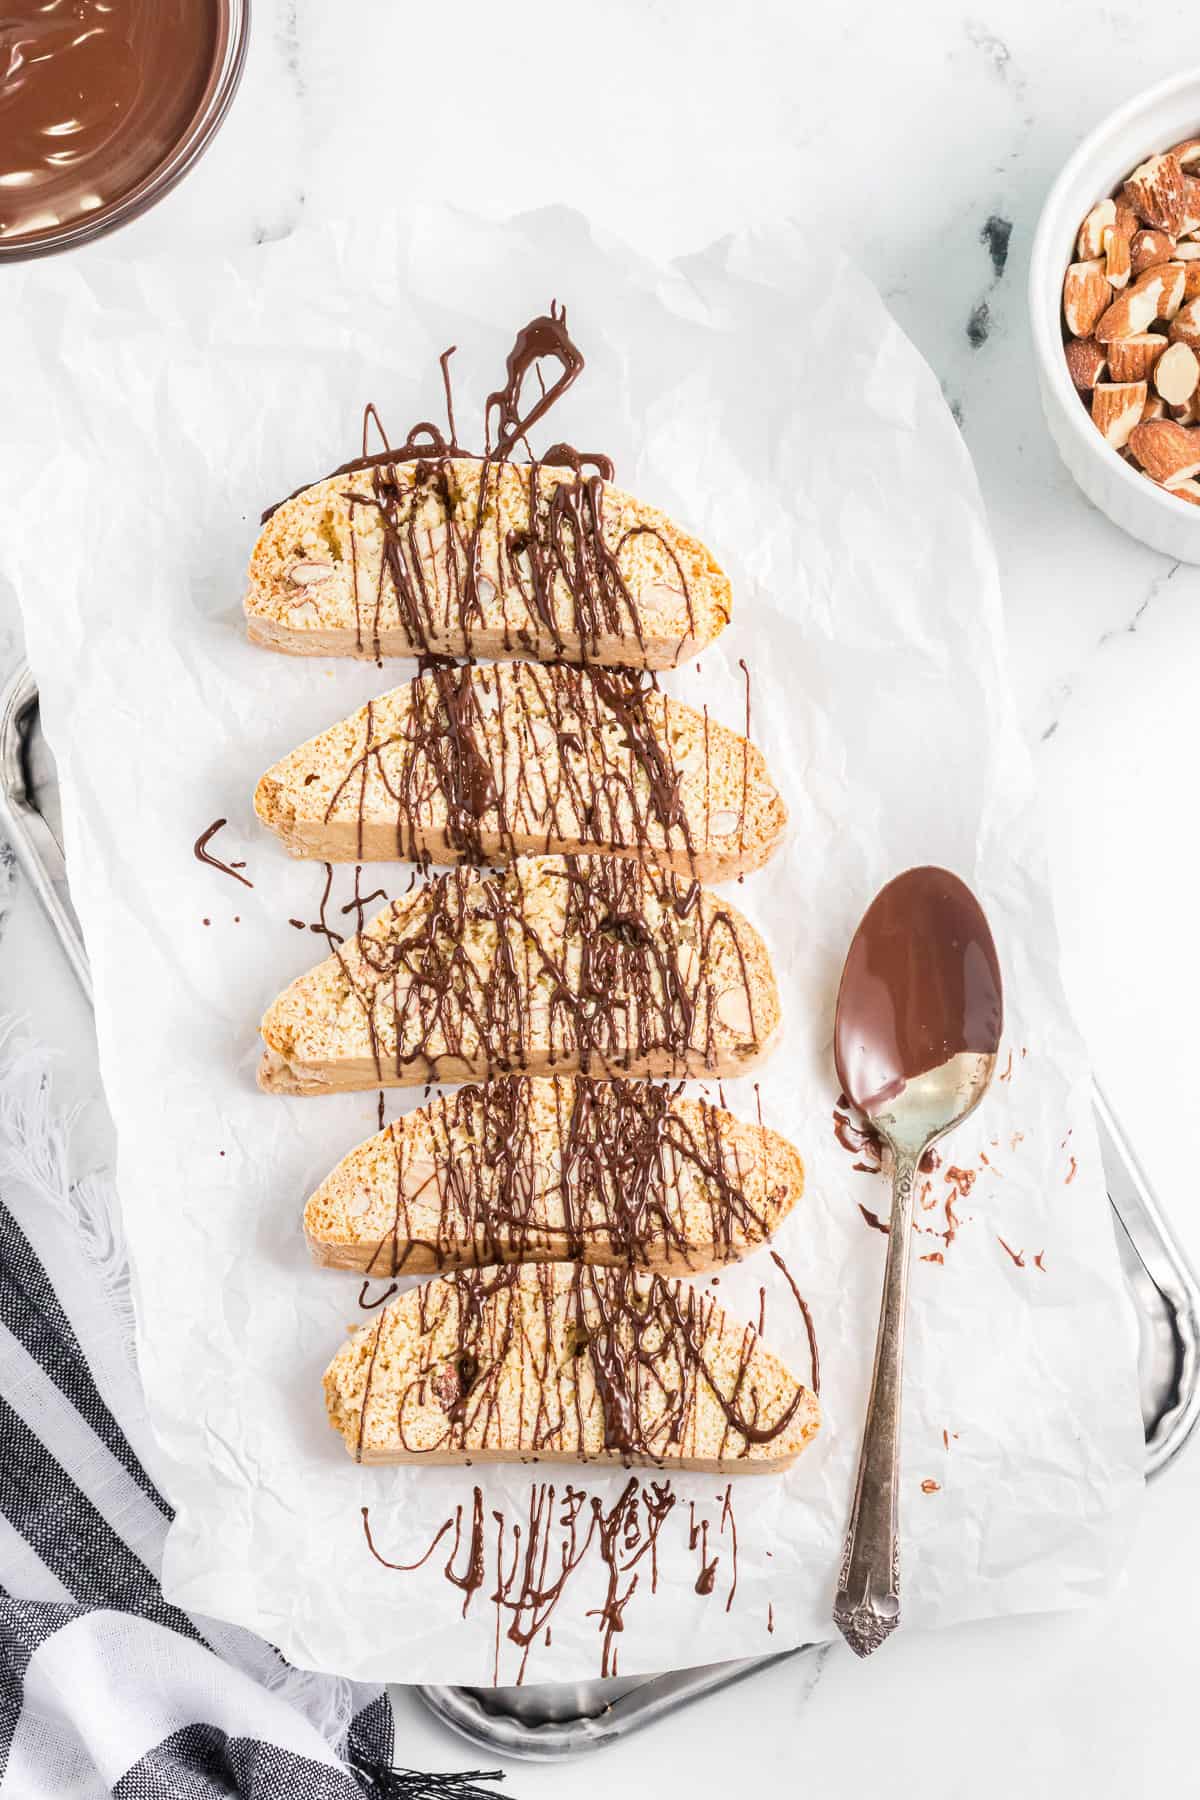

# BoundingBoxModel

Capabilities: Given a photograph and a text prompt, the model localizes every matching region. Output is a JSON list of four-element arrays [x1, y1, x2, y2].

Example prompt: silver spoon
[[831, 866, 1002, 1658]]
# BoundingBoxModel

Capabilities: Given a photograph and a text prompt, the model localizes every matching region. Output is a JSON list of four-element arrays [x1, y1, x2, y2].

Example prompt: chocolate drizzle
[[299, 854, 761, 1086], [260, 306, 698, 665], [193, 818, 253, 889], [363, 1474, 680, 1683], [315, 660, 752, 879], [353, 1076, 782, 1278], [349, 1262, 809, 1469], [485, 304, 585, 457], [768, 1249, 820, 1397]]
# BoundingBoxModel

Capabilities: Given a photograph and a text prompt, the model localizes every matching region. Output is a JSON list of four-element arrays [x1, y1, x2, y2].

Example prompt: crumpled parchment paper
[[0, 207, 1145, 1684]]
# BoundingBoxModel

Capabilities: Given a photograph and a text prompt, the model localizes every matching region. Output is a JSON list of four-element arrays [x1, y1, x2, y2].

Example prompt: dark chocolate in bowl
[[0, 0, 248, 260]]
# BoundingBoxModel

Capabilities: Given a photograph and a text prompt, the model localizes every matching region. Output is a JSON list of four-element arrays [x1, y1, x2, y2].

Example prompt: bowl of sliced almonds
[[1031, 68, 1200, 559]]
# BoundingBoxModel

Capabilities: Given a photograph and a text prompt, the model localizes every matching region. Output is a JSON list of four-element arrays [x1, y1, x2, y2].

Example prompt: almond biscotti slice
[[244, 456, 730, 667], [324, 1262, 820, 1472], [254, 662, 786, 882], [304, 1076, 804, 1276], [258, 854, 780, 1094]]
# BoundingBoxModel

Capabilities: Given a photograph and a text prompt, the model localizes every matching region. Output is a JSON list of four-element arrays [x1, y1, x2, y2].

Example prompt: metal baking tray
[[4, 661, 1198, 1759]]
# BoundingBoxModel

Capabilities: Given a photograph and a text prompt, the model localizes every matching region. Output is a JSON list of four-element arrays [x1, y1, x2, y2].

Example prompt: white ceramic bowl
[[1029, 68, 1200, 561]]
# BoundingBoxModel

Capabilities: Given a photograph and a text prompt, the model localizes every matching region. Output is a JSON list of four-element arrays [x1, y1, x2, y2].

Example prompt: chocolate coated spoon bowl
[[832, 866, 1002, 1658]]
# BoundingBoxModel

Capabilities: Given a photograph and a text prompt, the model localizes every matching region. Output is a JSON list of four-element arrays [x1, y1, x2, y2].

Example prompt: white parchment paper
[[2, 208, 1145, 1684]]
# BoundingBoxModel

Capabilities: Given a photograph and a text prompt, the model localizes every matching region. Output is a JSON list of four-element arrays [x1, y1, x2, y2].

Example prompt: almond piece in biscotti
[[1091, 382, 1147, 449], [1063, 260, 1111, 337], [1106, 334, 1166, 383], [1128, 418, 1200, 487], [1124, 153, 1187, 234], [1064, 338, 1108, 391], [322, 1262, 821, 1472]]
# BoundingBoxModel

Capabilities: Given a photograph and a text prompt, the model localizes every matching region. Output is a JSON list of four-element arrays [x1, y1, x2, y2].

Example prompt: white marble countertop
[[4, 2, 1199, 1792]]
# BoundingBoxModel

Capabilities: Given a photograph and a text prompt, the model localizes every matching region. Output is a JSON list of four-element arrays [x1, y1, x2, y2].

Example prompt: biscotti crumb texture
[[323, 1261, 820, 1472], [303, 1075, 804, 1275], [259, 854, 780, 1094], [244, 458, 730, 668], [254, 662, 786, 882]]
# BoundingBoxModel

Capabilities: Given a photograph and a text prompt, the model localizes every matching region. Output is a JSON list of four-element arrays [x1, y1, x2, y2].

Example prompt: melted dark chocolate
[[363, 1472, 719, 1683], [354, 1262, 807, 1474], [834, 866, 1002, 1116], [261, 306, 698, 666], [320, 661, 747, 879], [358, 1077, 778, 1279], [318, 854, 759, 1086], [193, 818, 253, 889], [0, 1, 222, 248]]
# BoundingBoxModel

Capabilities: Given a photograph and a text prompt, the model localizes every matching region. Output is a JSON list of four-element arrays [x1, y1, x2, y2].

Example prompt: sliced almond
[[1095, 268, 1166, 341], [1169, 297, 1200, 350], [400, 1157, 441, 1200], [1064, 336, 1108, 390], [637, 582, 687, 620], [1124, 153, 1186, 234], [1063, 259, 1111, 336], [1106, 333, 1166, 383], [288, 560, 334, 586], [708, 809, 742, 838], [1168, 477, 1200, 505], [1159, 262, 1187, 319], [1182, 176, 1200, 236], [715, 987, 754, 1036], [1171, 140, 1200, 171], [1128, 418, 1200, 486], [1105, 201, 1136, 288], [1091, 381, 1147, 449], [1130, 228, 1176, 275], [1154, 340, 1200, 406], [1077, 198, 1116, 260], [1184, 264, 1200, 305]]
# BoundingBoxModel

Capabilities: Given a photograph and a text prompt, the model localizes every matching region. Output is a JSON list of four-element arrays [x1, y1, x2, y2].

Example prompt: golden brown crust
[[244, 458, 730, 668], [302, 1076, 804, 1275], [258, 855, 781, 1095], [323, 1262, 820, 1472], [253, 663, 786, 882]]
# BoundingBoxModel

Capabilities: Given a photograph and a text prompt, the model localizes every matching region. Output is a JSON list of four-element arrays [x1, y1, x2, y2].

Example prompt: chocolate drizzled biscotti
[[304, 1076, 804, 1276], [254, 662, 786, 882], [324, 1261, 820, 1472], [244, 457, 730, 667], [258, 854, 780, 1094]]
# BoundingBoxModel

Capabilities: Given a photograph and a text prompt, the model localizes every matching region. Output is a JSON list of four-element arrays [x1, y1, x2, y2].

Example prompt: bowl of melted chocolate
[[0, 1, 248, 260]]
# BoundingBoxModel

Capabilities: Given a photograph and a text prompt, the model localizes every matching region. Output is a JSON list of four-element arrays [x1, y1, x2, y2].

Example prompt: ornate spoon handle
[[833, 1143, 920, 1658]]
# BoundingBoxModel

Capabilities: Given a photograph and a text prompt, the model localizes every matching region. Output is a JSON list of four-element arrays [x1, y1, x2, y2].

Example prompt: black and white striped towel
[[0, 1034, 505, 1800]]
